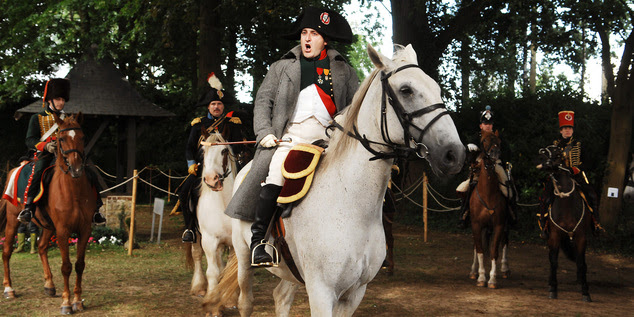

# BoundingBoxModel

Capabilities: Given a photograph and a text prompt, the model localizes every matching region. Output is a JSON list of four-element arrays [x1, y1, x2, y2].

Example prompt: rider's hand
[[188, 163, 198, 175], [260, 134, 278, 148], [44, 141, 57, 153], [467, 143, 479, 152]]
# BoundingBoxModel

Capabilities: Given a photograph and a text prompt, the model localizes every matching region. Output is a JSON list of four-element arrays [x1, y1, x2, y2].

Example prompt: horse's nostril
[[444, 150, 456, 164]]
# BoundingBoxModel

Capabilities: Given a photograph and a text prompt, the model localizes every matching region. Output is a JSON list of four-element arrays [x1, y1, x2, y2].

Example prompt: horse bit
[[331, 64, 450, 161], [57, 126, 85, 174]]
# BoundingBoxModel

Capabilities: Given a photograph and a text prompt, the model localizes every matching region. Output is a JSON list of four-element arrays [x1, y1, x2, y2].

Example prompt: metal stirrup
[[251, 239, 280, 267]]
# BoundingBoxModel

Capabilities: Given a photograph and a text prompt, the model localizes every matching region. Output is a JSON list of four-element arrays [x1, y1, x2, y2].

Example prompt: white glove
[[260, 134, 278, 148], [45, 141, 57, 153], [467, 143, 479, 152]]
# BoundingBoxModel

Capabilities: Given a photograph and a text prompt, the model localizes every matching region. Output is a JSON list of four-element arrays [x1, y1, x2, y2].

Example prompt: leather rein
[[57, 126, 85, 175], [330, 64, 449, 161]]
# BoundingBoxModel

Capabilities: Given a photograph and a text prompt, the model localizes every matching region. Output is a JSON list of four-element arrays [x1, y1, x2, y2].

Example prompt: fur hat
[[282, 7, 353, 44], [43, 78, 70, 106], [480, 105, 494, 124], [196, 73, 233, 107], [558, 110, 574, 129]]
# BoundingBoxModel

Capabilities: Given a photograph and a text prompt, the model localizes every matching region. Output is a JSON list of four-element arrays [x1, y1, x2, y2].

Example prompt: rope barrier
[[155, 167, 187, 179], [136, 176, 178, 197], [428, 184, 461, 201], [92, 165, 118, 179]]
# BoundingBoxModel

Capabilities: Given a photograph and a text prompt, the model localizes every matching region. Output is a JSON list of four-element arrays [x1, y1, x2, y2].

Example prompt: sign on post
[[150, 197, 165, 244]]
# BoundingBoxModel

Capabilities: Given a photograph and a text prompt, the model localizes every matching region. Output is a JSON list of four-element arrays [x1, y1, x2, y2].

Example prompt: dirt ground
[[3, 207, 633, 316]]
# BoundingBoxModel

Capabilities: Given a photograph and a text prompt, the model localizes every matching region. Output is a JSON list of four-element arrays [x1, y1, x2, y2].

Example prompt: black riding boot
[[250, 184, 282, 267], [93, 196, 106, 226], [457, 184, 473, 229], [507, 197, 518, 229], [18, 197, 35, 224]]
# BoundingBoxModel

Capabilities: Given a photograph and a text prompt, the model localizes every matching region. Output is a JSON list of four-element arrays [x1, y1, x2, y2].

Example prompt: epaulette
[[229, 117, 242, 124], [190, 117, 202, 126]]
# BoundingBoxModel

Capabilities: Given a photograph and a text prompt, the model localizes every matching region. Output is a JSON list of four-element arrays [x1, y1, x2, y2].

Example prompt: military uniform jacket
[[186, 111, 249, 167], [225, 45, 360, 221], [553, 136, 587, 174], [26, 108, 63, 151]]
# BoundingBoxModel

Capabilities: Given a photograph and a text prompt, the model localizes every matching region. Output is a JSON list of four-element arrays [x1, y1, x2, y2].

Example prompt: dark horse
[[1, 113, 97, 314], [537, 145, 592, 302], [469, 130, 510, 288]]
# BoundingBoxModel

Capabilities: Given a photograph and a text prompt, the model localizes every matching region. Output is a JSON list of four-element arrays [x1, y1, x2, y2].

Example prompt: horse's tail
[[185, 242, 194, 271], [560, 237, 576, 262], [202, 249, 239, 314]]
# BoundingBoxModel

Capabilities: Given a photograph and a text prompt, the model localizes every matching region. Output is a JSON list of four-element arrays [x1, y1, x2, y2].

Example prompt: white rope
[[98, 166, 148, 194], [93, 164, 118, 179], [155, 168, 187, 179], [428, 184, 461, 201], [137, 176, 178, 197]]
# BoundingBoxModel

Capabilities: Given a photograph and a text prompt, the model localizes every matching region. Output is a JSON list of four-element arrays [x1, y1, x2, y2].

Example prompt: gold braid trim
[[38, 113, 57, 138], [568, 141, 582, 168]]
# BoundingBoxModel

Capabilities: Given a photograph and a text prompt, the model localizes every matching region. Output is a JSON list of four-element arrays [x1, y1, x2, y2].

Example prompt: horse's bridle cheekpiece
[[333, 64, 449, 161], [57, 126, 85, 175]]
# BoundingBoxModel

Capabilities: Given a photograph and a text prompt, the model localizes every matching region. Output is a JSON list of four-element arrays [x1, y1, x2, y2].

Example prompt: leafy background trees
[[0, 1, 632, 242]]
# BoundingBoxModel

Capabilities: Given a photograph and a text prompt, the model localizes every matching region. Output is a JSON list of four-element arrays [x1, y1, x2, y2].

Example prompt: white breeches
[[264, 117, 327, 186]]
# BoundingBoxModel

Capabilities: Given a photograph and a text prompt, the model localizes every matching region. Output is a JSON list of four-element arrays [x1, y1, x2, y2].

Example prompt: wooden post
[[128, 169, 138, 256], [423, 172, 428, 242], [167, 169, 171, 203]]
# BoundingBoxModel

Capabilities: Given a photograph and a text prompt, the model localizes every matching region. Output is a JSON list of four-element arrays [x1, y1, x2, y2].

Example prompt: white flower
[[98, 237, 107, 244]]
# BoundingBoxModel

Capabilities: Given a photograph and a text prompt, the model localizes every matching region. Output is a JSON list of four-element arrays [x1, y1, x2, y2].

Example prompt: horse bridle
[[332, 64, 449, 161], [57, 126, 85, 174], [206, 148, 232, 191]]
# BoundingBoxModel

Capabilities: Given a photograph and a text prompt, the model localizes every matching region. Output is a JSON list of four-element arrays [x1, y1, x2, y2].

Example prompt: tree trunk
[[198, 0, 223, 91], [460, 37, 471, 107], [599, 30, 634, 230], [529, 43, 536, 94]]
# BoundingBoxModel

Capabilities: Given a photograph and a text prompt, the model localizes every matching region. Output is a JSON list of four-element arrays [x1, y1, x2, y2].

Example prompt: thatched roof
[[17, 57, 174, 118]]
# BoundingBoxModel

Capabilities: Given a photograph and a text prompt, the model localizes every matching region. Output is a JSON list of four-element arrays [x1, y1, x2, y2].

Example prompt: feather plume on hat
[[207, 72, 223, 99]]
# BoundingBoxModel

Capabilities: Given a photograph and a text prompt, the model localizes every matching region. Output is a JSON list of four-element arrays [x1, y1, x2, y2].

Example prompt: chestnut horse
[[1, 113, 97, 314], [469, 130, 510, 288], [537, 145, 593, 302]]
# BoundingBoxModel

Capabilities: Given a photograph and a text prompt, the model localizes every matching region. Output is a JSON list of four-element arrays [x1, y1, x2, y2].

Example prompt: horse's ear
[[76, 112, 83, 125], [495, 130, 499, 137], [201, 126, 210, 140], [367, 44, 395, 71], [51, 111, 64, 126], [403, 44, 418, 64]]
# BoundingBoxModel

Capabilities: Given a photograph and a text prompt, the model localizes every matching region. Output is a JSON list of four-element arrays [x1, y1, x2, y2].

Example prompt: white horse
[[624, 153, 634, 203], [205, 44, 465, 316], [187, 133, 236, 298]]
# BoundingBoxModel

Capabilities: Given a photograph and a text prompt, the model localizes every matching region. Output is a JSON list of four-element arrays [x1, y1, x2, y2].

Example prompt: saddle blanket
[[277, 143, 324, 204], [2, 163, 47, 206]]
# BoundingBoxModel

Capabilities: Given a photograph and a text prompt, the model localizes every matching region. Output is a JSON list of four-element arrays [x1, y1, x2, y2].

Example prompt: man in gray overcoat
[[224, 6, 360, 267]]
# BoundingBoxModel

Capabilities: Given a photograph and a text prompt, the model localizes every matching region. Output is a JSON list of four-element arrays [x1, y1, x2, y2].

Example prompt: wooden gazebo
[[16, 55, 175, 193]]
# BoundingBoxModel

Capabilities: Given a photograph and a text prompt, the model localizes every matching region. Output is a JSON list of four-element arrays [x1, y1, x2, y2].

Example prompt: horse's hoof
[[469, 273, 477, 280], [476, 281, 486, 287], [60, 305, 73, 315], [44, 287, 56, 297], [549, 292, 557, 299], [488, 283, 497, 289], [582, 295, 592, 302], [72, 301, 84, 312], [3, 291, 16, 299], [502, 271, 510, 279]]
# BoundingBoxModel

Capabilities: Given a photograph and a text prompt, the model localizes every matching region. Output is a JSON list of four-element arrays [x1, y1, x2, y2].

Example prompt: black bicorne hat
[[282, 7, 353, 44], [43, 78, 70, 103], [196, 73, 234, 107], [480, 105, 494, 123]]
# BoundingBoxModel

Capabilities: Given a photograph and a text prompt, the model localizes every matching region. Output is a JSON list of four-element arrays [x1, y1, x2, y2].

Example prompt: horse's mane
[[328, 46, 413, 162], [204, 132, 227, 147]]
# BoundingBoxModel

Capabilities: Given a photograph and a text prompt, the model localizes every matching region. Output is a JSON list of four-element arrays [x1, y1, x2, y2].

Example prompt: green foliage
[[91, 226, 127, 244]]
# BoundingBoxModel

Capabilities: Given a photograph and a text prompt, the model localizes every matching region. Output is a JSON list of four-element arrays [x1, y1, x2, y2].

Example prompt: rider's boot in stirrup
[[18, 197, 35, 224], [92, 196, 106, 226], [181, 229, 195, 243], [250, 184, 282, 267], [457, 186, 472, 229]]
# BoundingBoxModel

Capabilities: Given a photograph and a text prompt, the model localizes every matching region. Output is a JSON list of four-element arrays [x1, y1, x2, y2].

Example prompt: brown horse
[[537, 145, 592, 302], [468, 130, 510, 288], [1, 113, 97, 314]]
